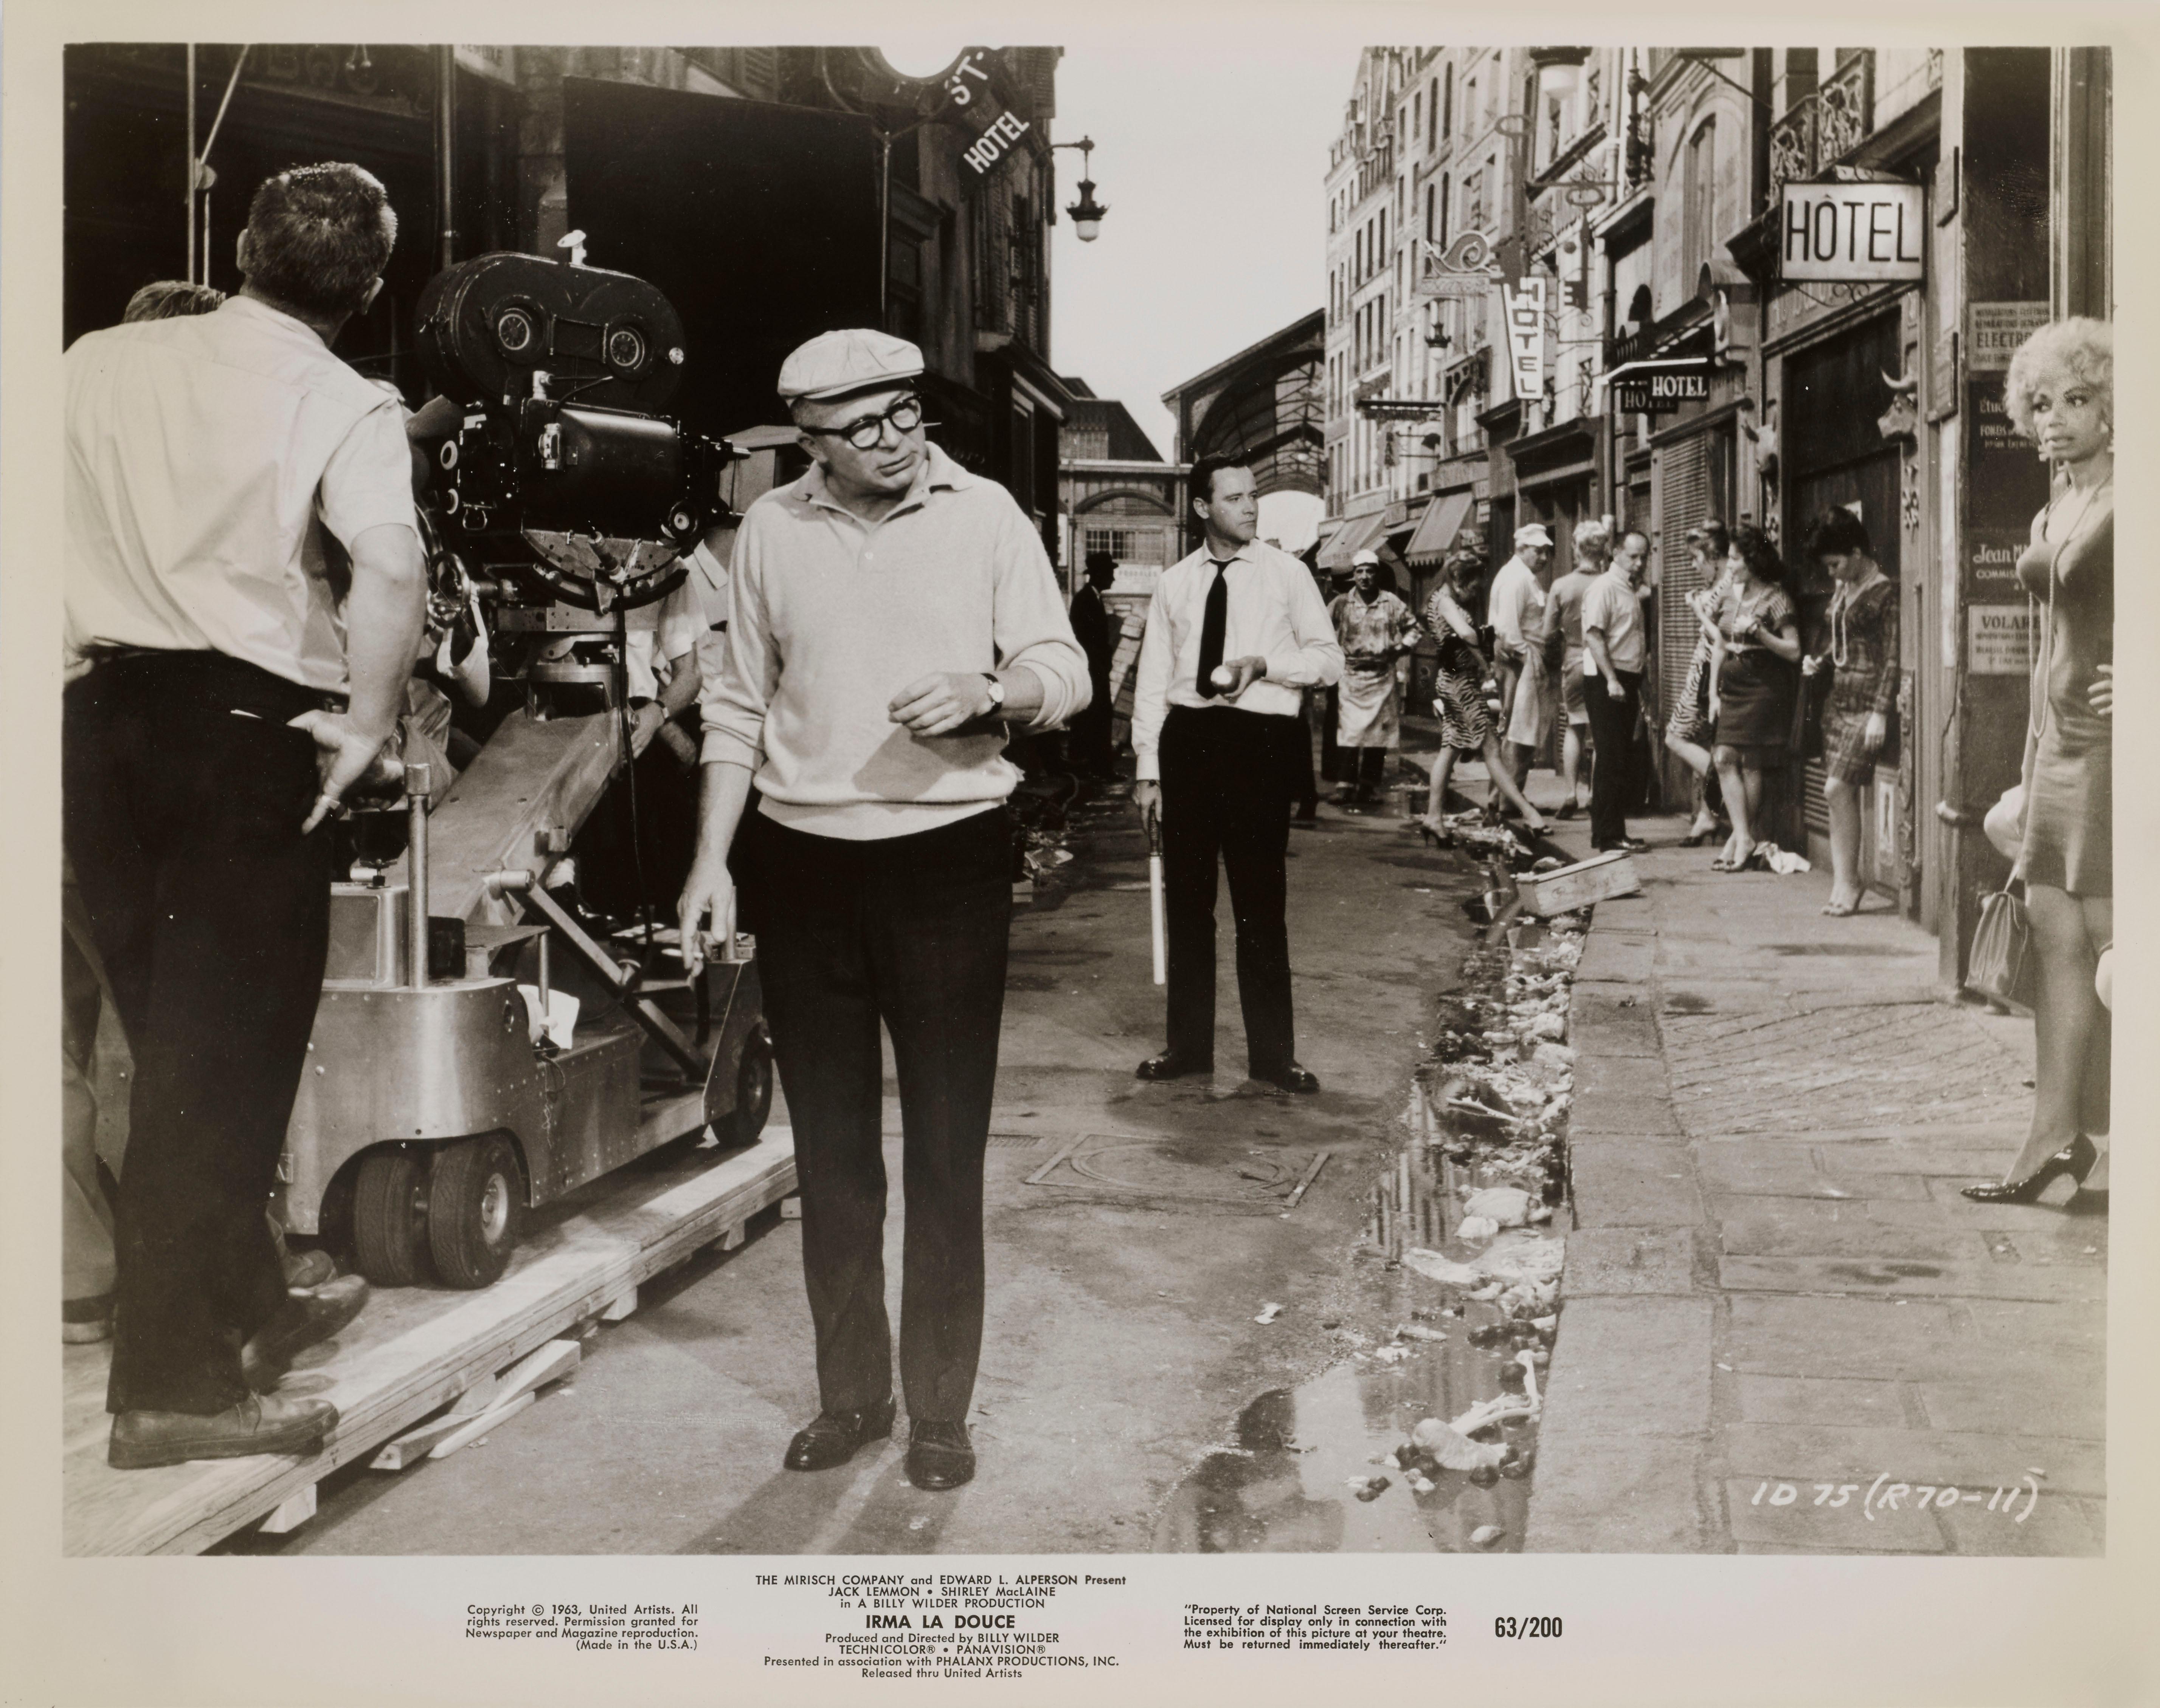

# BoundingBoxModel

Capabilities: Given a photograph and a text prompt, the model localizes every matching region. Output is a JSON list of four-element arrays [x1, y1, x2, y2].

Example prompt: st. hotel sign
[[1779, 178, 1926, 283]]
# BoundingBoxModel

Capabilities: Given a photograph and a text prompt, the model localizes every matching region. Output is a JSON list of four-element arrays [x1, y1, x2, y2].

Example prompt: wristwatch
[[981, 673, 1006, 713]]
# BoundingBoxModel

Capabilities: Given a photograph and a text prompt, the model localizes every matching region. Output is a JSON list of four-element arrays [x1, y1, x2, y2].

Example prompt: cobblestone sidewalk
[[1521, 812, 2105, 1555]]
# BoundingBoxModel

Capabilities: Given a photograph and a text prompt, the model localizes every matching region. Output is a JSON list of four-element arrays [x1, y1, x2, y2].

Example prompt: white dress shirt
[[64, 295, 417, 693], [1131, 538, 1344, 781]]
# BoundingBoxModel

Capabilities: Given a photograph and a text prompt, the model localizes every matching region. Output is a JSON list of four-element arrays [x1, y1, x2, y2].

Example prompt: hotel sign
[[1779, 183, 1926, 283]]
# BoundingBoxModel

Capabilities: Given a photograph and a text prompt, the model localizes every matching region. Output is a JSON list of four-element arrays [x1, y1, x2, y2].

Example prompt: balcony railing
[[1767, 51, 1874, 198]]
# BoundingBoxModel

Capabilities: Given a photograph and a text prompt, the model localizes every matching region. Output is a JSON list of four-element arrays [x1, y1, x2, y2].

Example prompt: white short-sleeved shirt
[[65, 295, 418, 693], [624, 579, 705, 701]]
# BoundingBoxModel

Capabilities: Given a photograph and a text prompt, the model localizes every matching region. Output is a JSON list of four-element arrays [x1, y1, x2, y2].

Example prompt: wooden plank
[[492, 1339, 582, 1406], [64, 1125, 796, 1555], [256, 1483, 317, 1534], [427, 1390, 538, 1461], [1285, 1150, 1331, 1211], [1522, 850, 1642, 917]]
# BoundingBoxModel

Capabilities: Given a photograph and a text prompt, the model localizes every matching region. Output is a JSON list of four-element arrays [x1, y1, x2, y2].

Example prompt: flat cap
[[1513, 522, 1555, 549], [776, 329, 925, 403]]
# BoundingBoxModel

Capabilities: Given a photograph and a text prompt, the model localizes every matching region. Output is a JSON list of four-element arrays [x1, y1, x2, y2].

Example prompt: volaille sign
[[1779, 182, 1925, 283]]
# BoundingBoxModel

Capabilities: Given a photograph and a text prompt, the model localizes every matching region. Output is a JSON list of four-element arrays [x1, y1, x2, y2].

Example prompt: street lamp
[[1053, 137, 1109, 242]]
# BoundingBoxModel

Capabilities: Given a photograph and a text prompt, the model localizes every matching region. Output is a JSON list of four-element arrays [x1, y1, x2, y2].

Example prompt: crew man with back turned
[[64, 163, 427, 1469], [1132, 457, 1344, 1093], [678, 330, 1088, 1493]]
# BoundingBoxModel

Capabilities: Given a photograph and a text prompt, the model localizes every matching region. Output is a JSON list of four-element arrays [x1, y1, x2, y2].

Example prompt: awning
[[1316, 508, 1389, 570], [1403, 488, 1476, 567]]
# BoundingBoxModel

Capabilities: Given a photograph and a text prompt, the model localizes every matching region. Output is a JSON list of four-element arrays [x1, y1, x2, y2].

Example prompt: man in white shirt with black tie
[[1131, 458, 1344, 1093]]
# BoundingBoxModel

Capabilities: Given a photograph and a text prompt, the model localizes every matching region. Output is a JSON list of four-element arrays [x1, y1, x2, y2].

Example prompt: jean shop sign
[[1779, 182, 1925, 284]]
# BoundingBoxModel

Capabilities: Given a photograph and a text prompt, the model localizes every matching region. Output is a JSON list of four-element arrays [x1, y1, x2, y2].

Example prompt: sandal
[[1821, 898, 1859, 917]]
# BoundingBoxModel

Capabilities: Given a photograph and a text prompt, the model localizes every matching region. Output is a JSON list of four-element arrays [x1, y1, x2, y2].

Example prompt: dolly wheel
[[717, 1032, 774, 1147], [428, 1133, 524, 1290], [352, 1147, 432, 1288]]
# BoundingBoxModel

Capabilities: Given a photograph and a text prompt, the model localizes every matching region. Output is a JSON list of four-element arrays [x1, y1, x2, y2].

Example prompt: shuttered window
[[1657, 432, 1713, 725]]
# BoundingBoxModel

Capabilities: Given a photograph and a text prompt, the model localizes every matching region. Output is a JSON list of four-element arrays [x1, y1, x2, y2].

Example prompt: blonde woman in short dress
[[1964, 317, 2112, 1210]]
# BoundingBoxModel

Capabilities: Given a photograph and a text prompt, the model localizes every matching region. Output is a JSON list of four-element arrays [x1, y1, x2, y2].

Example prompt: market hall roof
[[1159, 310, 1325, 500]]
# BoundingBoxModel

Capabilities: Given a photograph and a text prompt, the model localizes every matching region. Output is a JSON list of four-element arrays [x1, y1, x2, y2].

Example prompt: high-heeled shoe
[[1959, 1134, 2097, 1204]]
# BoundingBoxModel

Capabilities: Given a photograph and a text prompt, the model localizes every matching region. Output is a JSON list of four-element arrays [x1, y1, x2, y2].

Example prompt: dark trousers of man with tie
[[1159, 706, 1297, 1074]]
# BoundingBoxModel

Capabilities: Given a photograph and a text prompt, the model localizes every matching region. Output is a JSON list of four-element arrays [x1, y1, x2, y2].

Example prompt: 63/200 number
[[1495, 1617, 1562, 1640]]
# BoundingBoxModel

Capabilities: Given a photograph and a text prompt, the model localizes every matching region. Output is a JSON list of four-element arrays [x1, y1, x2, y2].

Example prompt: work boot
[[109, 1392, 338, 1470]]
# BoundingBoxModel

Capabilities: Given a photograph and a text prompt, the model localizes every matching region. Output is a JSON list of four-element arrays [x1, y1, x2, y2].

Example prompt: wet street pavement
[[232, 760, 1513, 1556]]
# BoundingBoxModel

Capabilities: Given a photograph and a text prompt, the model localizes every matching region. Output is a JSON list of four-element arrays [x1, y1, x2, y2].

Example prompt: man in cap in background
[[1486, 522, 1555, 794], [678, 329, 1088, 1493]]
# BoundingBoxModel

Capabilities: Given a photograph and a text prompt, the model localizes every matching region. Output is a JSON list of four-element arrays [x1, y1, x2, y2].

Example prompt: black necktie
[[1194, 559, 1232, 699]]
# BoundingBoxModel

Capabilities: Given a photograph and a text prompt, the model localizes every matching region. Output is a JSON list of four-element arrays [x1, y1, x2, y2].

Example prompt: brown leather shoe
[[905, 1419, 976, 1491], [241, 1274, 369, 1392], [784, 1396, 897, 1471], [108, 1392, 338, 1470]]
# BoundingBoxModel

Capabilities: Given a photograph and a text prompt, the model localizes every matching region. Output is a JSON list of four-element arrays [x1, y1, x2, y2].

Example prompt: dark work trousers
[[63, 652, 336, 1416], [1583, 667, 1644, 850], [1159, 706, 1298, 1075], [735, 804, 1012, 1423]]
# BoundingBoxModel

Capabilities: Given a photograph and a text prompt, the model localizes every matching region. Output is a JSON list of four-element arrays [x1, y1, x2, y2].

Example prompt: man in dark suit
[[1067, 552, 1120, 778]]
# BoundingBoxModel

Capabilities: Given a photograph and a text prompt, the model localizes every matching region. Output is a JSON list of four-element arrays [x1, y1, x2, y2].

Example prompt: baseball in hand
[[1211, 665, 1237, 688]]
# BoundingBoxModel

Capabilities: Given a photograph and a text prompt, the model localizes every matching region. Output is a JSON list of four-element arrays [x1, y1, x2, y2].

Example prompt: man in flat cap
[[1487, 522, 1556, 795], [679, 329, 1088, 1493]]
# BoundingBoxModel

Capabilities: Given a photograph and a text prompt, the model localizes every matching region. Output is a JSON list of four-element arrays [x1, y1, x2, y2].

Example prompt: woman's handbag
[[1798, 661, 1833, 761], [1966, 879, 2037, 1008]]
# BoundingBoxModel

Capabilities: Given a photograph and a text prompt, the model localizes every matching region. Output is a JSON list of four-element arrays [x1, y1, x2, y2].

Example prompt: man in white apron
[[1331, 549, 1417, 805]]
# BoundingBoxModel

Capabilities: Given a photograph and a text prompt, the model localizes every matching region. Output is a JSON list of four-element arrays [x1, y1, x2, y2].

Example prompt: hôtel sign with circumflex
[[1779, 183, 1925, 283]]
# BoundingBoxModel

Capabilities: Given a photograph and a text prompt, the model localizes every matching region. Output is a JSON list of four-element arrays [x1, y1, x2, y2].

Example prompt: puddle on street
[[1157, 901, 1577, 1555], [1153, 1330, 1535, 1553]]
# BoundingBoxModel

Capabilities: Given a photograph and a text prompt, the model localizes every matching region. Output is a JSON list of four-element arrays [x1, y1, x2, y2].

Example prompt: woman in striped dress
[[1417, 550, 1548, 841]]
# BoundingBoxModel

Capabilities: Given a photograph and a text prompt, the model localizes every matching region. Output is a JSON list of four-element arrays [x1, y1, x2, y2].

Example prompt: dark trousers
[[1318, 685, 1344, 782], [63, 653, 335, 1415], [1159, 707, 1297, 1075], [736, 805, 1012, 1422], [1584, 667, 1643, 849]]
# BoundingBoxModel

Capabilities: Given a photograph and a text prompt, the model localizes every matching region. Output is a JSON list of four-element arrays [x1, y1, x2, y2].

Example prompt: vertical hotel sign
[[1502, 276, 1546, 403]]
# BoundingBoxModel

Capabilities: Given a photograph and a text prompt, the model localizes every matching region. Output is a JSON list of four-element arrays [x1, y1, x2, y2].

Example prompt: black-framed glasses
[[801, 394, 928, 451]]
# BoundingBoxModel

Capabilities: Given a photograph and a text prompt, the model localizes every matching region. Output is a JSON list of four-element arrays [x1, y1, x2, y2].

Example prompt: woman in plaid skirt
[[1802, 509, 1899, 916]]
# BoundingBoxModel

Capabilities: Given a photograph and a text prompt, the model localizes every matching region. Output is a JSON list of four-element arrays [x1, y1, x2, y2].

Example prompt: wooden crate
[[1519, 849, 1641, 917]]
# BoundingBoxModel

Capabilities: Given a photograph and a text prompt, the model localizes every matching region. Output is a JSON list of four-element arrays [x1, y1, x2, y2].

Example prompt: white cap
[[1351, 548, 1381, 567], [776, 329, 925, 403], [1514, 523, 1555, 550]]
